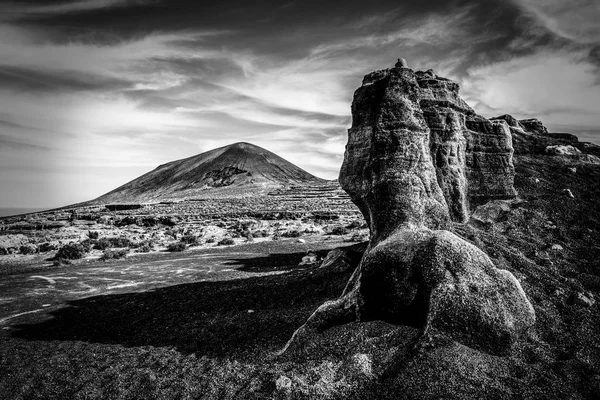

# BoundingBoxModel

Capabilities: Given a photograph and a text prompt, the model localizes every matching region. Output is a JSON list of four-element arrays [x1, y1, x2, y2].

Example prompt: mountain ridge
[[89, 142, 326, 204]]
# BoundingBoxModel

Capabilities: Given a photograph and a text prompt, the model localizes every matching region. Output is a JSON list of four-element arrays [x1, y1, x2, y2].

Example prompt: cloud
[[1, 0, 599, 207], [0, 0, 154, 17], [513, 0, 600, 44], [462, 49, 600, 131]]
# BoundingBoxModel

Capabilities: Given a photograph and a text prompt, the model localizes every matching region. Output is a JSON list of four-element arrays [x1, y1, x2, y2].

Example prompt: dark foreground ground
[[0, 151, 600, 399]]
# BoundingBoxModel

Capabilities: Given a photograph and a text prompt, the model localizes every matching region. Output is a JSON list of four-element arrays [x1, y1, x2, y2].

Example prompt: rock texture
[[283, 61, 535, 357], [341, 64, 516, 226]]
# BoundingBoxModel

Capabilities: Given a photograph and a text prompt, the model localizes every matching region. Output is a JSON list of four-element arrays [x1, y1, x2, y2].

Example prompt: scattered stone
[[275, 375, 292, 391], [570, 292, 595, 307], [551, 244, 563, 251], [562, 189, 575, 198], [469, 200, 517, 225], [299, 253, 318, 266], [247, 309, 255, 313], [352, 353, 373, 377], [536, 251, 552, 266], [545, 145, 581, 156], [568, 167, 577, 174], [296, 238, 306, 244]]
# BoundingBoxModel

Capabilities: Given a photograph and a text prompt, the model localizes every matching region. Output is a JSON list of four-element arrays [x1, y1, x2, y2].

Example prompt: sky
[[0, 0, 599, 208]]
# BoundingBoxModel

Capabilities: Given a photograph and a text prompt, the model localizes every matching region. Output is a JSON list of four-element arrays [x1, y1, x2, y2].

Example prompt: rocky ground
[[0, 181, 364, 273], [0, 145, 597, 399]]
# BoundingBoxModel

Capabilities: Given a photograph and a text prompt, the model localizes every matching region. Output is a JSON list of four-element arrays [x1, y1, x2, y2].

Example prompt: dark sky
[[1, 0, 599, 207]]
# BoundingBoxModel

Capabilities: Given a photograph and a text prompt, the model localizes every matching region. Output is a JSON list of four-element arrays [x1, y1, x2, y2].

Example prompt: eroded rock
[[283, 60, 535, 357]]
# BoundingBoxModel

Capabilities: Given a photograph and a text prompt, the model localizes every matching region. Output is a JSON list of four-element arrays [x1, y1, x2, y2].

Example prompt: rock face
[[283, 61, 535, 357], [341, 64, 516, 226]]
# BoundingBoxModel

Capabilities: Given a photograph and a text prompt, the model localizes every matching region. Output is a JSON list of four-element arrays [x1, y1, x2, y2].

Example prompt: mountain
[[90, 142, 326, 204]]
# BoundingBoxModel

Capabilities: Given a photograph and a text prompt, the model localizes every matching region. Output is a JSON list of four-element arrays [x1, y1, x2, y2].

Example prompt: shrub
[[180, 234, 199, 245], [55, 243, 86, 260], [100, 249, 129, 260], [205, 237, 216, 243], [39, 242, 58, 252], [19, 244, 38, 255], [87, 230, 99, 239], [252, 230, 269, 238], [167, 242, 187, 252], [95, 237, 132, 250], [281, 230, 302, 238], [135, 241, 154, 253], [79, 239, 94, 252], [217, 238, 235, 246], [328, 225, 349, 236]]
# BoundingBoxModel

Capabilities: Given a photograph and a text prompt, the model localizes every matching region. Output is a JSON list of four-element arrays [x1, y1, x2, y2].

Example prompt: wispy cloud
[[513, 0, 600, 44], [0, 0, 154, 18], [462, 49, 600, 130]]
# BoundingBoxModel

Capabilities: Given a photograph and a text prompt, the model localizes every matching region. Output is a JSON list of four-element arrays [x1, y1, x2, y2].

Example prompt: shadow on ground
[[10, 251, 356, 360], [226, 248, 334, 273]]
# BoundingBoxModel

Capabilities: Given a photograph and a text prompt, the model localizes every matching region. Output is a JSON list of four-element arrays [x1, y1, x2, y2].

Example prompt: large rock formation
[[282, 60, 535, 357]]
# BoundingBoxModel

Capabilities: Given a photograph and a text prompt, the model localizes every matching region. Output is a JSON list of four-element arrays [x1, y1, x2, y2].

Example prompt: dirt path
[[0, 238, 346, 328]]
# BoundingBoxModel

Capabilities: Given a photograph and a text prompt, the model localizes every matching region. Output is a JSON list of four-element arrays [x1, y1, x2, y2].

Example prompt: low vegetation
[[100, 249, 129, 261], [55, 242, 87, 260], [167, 242, 187, 252]]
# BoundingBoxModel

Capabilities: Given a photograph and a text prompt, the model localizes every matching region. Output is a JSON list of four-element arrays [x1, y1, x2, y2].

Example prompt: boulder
[[357, 229, 535, 353], [546, 145, 581, 155]]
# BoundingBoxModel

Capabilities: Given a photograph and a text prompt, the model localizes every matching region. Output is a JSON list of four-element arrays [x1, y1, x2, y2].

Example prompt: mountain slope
[[91, 142, 326, 204]]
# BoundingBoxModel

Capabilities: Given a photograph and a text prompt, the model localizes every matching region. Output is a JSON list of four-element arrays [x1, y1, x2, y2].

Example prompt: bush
[[100, 249, 129, 260], [180, 234, 199, 245], [135, 241, 154, 253], [281, 230, 302, 238], [19, 244, 38, 255], [79, 239, 94, 252], [167, 242, 187, 252], [87, 230, 99, 239], [55, 243, 86, 260], [205, 237, 216, 243], [217, 238, 235, 246], [95, 237, 132, 250], [252, 230, 269, 238], [328, 225, 349, 235], [39, 242, 58, 252]]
